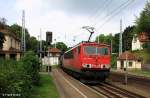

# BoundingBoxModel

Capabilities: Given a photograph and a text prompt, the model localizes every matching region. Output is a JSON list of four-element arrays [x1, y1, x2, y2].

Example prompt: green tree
[[95, 34, 113, 44], [122, 26, 135, 51], [28, 36, 38, 52], [113, 33, 119, 53], [10, 24, 22, 38], [0, 32, 5, 49], [135, 1, 150, 38], [53, 42, 68, 52], [0, 17, 7, 29], [10, 24, 33, 51]]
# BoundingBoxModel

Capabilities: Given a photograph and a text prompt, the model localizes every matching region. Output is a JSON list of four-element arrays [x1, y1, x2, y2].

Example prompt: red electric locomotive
[[61, 41, 111, 83]]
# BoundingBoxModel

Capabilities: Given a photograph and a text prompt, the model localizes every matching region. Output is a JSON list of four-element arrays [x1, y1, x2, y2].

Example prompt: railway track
[[90, 83, 146, 98], [59, 68, 147, 98]]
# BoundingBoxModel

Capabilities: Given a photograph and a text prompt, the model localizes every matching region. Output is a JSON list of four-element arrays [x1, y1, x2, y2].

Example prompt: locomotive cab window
[[64, 50, 74, 59], [98, 47, 109, 55], [84, 46, 97, 55]]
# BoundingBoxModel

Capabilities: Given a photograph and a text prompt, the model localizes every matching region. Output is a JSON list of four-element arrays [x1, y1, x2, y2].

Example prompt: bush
[[21, 51, 40, 86], [142, 42, 150, 49], [0, 59, 31, 98], [111, 54, 117, 69], [0, 51, 41, 98]]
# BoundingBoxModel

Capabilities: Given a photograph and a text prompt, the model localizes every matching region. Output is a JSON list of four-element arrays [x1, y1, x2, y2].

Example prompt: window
[[10, 37, 13, 47], [121, 61, 124, 69], [64, 50, 73, 59], [84, 46, 109, 55], [84, 46, 97, 55], [129, 62, 132, 67], [98, 48, 108, 55]]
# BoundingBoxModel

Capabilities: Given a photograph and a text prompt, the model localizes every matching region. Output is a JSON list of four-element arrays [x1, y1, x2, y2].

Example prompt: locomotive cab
[[81, 44, 110, 69]]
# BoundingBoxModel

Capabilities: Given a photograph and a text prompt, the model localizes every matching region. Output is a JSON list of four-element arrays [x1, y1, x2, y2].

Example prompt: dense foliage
[[0, 51, 40, 98], [55, 42, 68, 52], [135, 1, 150, 50], [95, 34, 113, 44], [95, 33, 119, 53], [111, 54, 117, 68], [95, 26, 135, 53], [122, 26, 135, 51], [0, 18, 7, 29], [9, 24, 38, 52], [21, 51, 40, 85], [135, 1, 150, 38]]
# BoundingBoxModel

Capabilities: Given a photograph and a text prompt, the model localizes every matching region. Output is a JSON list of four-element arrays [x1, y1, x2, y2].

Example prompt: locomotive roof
[[65, 41, 110, 54]]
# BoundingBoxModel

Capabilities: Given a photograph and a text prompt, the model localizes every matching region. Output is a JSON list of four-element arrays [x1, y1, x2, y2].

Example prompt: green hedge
[[0, 51, 40, 98], [111, 54, 117, 69]]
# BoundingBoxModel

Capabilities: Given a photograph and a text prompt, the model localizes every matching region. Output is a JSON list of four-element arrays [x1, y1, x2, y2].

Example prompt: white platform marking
[[56, 70, 88, 98]]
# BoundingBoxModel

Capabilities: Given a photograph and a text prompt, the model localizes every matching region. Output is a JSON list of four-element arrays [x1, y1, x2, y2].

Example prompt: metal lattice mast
[[119, 19, 122, 56], [21, 10, 26, 53]]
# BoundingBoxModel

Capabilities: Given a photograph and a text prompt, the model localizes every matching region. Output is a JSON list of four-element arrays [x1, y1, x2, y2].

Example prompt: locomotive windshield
[[84, 46, 109, 55], [98, 48, 108, 55], [84, 46, 97, 55]]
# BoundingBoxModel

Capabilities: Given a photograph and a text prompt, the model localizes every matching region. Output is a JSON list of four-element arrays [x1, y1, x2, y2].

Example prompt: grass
[[128, 69, 150, 77], [32, 74, 60, 98]]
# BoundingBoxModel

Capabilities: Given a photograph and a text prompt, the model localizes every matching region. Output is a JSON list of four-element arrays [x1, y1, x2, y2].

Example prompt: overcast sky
[[0, 0, 147, 46]]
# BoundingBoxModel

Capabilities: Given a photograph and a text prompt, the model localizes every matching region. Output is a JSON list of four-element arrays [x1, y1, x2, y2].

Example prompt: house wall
[[42, 52, 60, 66], [117, 61, 121, 70], [3, 35, 20, 50], [1, 34, 21, 60], [3, 36, 10, 50], [132, 36, 143, 51], [117, 60, 141, 69]]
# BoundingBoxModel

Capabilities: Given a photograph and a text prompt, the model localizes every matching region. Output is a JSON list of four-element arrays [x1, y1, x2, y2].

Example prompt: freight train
[[60, 41, 111, 83]]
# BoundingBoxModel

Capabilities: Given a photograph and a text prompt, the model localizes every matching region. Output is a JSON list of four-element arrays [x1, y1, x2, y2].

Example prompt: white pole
[[119, 19, 122, 56]]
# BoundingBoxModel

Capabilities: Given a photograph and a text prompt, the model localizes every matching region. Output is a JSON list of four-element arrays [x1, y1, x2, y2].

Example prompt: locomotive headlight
[[104, 64, 110, 68], [82, 64, 92, 68]]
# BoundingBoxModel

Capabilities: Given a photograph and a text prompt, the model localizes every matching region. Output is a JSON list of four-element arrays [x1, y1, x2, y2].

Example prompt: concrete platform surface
[[51, 68, 105, 98]]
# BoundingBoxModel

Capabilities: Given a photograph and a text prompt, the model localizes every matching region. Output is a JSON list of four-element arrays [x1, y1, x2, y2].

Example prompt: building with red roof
[[132, 32, 150, 51], [42, 47, 61, 66], [117, 51, 142, 69]]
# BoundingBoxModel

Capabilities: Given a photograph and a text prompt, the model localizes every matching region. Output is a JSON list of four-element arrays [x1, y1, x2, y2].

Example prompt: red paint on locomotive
[[62, 42, 110, 82]]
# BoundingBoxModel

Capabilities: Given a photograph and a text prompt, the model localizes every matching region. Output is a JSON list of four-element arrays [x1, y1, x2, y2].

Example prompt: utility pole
[[21, 10, 26, 54], [111, 40, 112, 54], [119, 19, 122, 56], [98, 35, 100, 44], [40, 29, 42, 60], [37, 35, 40, 54], [82, 26, 95, 42]]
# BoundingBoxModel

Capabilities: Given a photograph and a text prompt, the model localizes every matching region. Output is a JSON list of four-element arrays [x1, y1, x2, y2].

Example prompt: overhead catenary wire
[[96, 0, 135, 32], [93, 0, 132, 27], [89, 0, 112, 23], [90, 0, 113, 24], [74, 1, 131, 40], [66, 0, 136, 47]]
